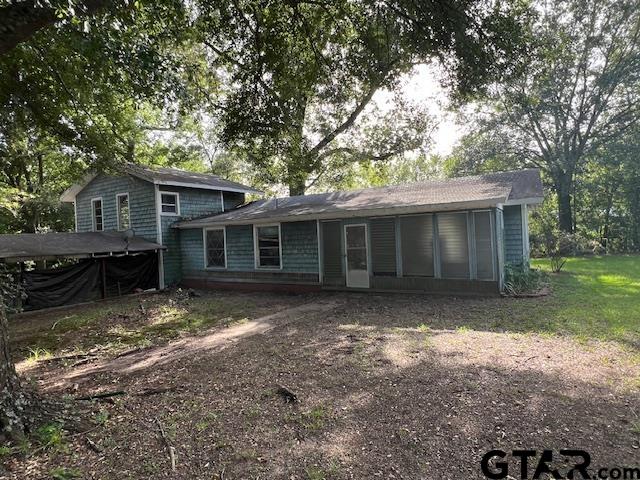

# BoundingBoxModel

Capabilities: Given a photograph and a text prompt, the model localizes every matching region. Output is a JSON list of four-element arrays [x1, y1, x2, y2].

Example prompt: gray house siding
[[281, 221, 319, 273], [180, 228, 205, 275], [226, 225, 255, 271], [503, 205, 524, 264], [76, 175, 157, 241], [158, 185, 225, 285], [223, 191, 245, 211], [180, 221, 320, 286]]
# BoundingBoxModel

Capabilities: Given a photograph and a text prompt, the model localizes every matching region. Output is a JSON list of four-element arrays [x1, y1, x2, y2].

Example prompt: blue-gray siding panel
[[180, 228, 205, 275], [76, 175, 157, 241], [159, 185, 223, 218], [182, 221, 319, 276], [503, 205, 524, 264], [162, 216, 182, 285], [159, 185, 225, 284], [281, 221, 318, 273], [223, 191, 245, 211], [226, 225, 255, 271]]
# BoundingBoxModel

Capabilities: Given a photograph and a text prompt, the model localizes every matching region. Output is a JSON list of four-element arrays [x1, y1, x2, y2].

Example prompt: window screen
[[92, 199, 103, 232], [206, 229, 226, 268], [322, 221, 343, 281], [117, 194, 130, 231], [438, 213, 469, 279], [400, 215, 434, 277], [370, 218, 396, 276], [256, 225, 281, 268], [474, 211, 494, 280], [161, 193, 178, 214]]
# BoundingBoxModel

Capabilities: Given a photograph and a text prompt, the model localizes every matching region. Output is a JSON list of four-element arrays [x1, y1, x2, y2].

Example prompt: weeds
[[26, 347, 52, 363], [504, 263, 548, 295], [302, 406, 326, 431], [49, 467, 81, 479], [35, 423, 67, 452], [305, 466, 327, 480]]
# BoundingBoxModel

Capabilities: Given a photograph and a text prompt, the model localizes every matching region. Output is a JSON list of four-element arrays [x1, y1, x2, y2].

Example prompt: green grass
[[526, 255, 640, 346]]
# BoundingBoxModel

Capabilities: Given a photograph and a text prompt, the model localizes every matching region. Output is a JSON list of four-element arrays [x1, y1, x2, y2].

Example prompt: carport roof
[[0, 231, 165, 261]]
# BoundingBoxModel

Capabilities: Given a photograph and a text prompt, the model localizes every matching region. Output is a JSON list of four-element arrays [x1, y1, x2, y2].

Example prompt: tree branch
[[0, 0, 110, 56]]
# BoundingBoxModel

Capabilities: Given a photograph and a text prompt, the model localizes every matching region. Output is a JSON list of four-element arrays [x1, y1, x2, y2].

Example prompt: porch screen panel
[[322, 221, 343, 281], [370, 218, 396, 276], [400, 215, 434, 276], [438, 213, 470, 279], [474, 211, 494, 280]]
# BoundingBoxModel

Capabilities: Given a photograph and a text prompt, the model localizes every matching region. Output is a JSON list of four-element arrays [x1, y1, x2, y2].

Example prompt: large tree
[[199, 0, 529, 195], [450, 0, 640, 232], [0, 0, 206, 441]]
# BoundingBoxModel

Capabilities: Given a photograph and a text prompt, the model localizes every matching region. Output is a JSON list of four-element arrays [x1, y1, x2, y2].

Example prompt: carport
[[0, 231, 165, 310]]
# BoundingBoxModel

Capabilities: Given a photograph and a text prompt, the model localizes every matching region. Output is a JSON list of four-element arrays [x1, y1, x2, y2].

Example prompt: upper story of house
[[60, 164, 262, 243]]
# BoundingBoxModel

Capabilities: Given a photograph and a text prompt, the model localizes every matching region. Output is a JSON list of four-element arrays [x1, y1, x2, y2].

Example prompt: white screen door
[[345, 224, 369, 288]]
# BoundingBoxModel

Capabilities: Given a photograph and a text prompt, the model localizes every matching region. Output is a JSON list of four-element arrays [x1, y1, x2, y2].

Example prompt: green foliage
[[34, 423, 67, 452], [201, 0, 529, 194], [49, 467, 81, 480], [504, 263, 547, 295], [0, 263, 26, 313], [447, 0, 640, 240]]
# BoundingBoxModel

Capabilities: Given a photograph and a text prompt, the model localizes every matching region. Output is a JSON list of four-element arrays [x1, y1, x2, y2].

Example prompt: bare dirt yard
[[3, 284, 640, 479]]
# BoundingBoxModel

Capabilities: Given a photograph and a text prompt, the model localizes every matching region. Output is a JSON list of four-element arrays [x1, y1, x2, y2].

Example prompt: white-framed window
[[116, 193, 130, 231], [204, 227, 226, 269], [91, 197, 103, 232], [160, 192, 180, 215], [254, 224, 282, 269]]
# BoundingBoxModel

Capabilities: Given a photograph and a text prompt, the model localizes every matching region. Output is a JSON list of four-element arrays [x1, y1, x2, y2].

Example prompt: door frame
[[343, 223, 370, 288]]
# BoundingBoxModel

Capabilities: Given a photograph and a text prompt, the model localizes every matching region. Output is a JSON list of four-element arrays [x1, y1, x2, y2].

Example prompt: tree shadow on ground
[[23, 296, 638, 480]]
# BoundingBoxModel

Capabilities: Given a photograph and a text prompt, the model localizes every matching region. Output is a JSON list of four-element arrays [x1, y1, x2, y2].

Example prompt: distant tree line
[[446, 0, 640, 254]]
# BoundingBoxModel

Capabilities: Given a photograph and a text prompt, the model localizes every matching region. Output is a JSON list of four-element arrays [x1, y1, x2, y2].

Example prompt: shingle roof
[[0, 232, 165, 261], [176, 169, 543, 228], [125, 164, 263, 195], [60, 164, 262, 202]]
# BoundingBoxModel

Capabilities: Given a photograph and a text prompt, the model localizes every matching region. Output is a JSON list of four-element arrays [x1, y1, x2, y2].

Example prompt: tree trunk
[[0, 304, 26, 442], [288, 176, 307, 196], [556, 172, 574, 233]]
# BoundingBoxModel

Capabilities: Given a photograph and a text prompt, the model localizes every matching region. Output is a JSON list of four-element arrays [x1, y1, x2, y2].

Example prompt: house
[[173, 168, 543, 294], [60, 163, 262, 288], [0, 166, 542, 310]]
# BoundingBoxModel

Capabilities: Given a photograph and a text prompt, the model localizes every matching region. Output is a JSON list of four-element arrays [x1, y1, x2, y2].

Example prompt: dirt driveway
[[6, 291, 640, 479]]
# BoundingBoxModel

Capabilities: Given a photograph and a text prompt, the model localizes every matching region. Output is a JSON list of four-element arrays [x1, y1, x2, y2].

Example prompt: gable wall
[[75, 174, 157, 241]]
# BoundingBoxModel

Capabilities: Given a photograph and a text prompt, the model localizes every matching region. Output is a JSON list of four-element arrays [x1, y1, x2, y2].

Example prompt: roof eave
[[503, 196, 544, 206], [153, 179, 263, 195], [59, 173, 97, 203], [175, 196, 508, 229]]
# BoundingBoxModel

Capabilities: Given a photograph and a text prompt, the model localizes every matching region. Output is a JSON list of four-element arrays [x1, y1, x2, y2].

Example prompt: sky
[[372, 63, 465, 156]]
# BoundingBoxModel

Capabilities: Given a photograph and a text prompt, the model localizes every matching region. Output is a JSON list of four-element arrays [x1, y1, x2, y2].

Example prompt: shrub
[[504, 263, 547, 295]]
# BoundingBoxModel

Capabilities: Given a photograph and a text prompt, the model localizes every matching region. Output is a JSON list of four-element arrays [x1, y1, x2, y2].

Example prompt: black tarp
[[22, 253, 158, 310]]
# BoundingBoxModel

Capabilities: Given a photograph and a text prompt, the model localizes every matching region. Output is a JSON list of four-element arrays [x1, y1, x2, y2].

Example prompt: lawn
[[530, 255, 640, 345], [2, 255, 639, 479]]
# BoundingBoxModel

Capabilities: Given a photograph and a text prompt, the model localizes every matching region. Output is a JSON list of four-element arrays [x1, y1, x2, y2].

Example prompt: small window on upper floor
[[116, 193, 130, 231], [92, 198, 103, 232], [160, 192, 179, 215]]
